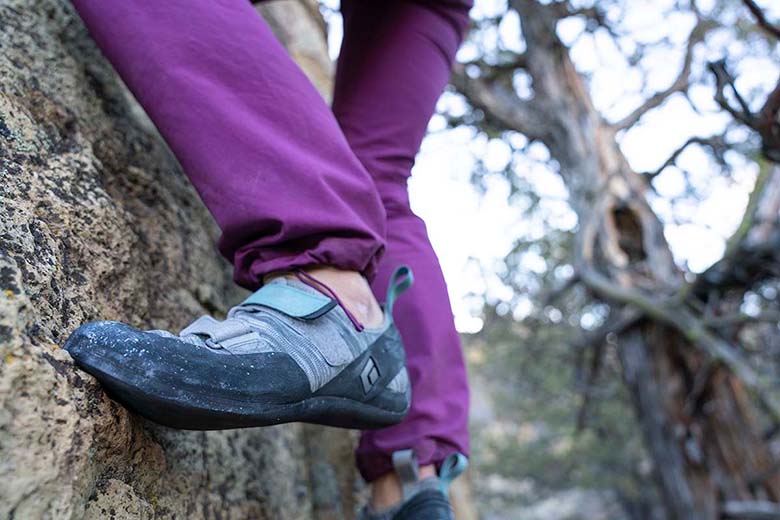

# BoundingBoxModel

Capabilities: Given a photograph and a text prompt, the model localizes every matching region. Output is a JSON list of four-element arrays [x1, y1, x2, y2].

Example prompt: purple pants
[[71, 0, 471, 481]]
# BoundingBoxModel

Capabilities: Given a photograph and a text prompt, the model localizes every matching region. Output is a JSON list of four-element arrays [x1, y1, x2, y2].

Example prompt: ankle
[[370, 464, 436, 511], [265, 267, 384, 328]]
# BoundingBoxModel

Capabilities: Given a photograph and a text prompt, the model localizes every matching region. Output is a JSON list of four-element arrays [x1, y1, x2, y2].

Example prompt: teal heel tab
[[439, 453, 468, 495], [386, 265, 413, 317]]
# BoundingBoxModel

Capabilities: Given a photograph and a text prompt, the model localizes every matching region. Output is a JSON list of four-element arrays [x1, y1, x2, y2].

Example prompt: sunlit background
[[320, 0, 780, 336]]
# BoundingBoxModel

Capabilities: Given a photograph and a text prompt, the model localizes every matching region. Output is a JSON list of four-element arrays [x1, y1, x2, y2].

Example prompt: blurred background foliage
[[383, 0, 780, 517]]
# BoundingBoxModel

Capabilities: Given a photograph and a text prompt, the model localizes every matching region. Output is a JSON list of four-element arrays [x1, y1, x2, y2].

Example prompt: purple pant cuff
[[228, 239, 385, 290]]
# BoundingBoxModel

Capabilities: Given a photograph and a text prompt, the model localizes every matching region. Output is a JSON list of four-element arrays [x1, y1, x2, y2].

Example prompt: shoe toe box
[[64, 320, 133, 361], [64, 320, 311, 403]]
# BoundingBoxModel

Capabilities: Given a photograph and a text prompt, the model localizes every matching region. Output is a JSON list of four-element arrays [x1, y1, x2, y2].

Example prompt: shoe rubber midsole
[[95, 365, 408, 430], [74, 337, 409, 430]]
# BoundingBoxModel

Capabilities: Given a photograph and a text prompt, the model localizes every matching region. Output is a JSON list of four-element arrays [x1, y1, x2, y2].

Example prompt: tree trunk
[[513, 4, 780, 517], [0, 1, 361, 518], [454, 1, 780, 516]]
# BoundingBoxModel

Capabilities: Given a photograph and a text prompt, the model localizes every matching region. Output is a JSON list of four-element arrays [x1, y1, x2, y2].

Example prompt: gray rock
[[0, 0, 359, 518]]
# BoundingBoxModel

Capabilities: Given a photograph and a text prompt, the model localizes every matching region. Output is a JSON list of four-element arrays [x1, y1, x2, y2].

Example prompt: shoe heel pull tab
[[391, 449, 419, 500], [438, 453, 468, 495], [386, 265, 414, 318]]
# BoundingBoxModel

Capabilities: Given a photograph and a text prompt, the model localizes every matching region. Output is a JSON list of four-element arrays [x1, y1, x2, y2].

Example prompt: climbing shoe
[[64, 266, 413, 430], [359, 450, 468, 520]]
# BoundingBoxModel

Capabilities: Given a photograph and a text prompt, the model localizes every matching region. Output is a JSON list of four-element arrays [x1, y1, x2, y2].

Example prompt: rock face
[[0, 0, 359, 518]]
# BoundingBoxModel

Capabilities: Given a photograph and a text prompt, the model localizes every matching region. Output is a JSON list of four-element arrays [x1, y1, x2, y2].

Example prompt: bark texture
[[0, 0, 360, 518], [453, 1, 780, 518]]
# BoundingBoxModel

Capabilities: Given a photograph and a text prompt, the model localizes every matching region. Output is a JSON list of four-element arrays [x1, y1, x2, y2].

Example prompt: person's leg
[[332, 0, 472, 499], [70, 0, 386, 286], [65, 0, 412, 431]]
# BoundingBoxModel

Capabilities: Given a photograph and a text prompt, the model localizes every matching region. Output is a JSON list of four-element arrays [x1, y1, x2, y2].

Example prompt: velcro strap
[[180, 316, 252, 343], [392, 449, 420, 499], [242, 283, 336, 320]]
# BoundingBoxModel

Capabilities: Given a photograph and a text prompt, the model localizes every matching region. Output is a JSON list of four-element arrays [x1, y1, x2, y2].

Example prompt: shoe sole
[[98, 370, 409, 430], [66, 327, 410, 431]]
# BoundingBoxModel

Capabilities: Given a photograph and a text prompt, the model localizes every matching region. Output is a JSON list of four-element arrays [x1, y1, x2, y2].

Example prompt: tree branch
[[689, 164, 779, 298], [613, 19, 715, 131], [575, 200, 761, 388], [709, 60, 756, 127], [722, 500, 780, 519], [450, 62, 550, 142], [742, 0, 780, 40], [461, 54, 529, 81], [704, 310, 780, 328], [757, 76, 780, 162], [642, 135, 729, 179]]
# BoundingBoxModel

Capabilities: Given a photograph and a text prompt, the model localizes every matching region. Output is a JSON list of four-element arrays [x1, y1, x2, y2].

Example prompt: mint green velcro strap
[[243, 283, 336, 319], [386, 265, 413, 317], [439, 453, 468, 495]]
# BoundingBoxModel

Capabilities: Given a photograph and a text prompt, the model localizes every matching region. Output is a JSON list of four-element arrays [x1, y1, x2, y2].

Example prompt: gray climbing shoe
[[359, 450, 468, 520], [64, 266, 413, 430]]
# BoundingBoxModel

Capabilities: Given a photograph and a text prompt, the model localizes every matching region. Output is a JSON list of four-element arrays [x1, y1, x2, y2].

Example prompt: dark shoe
[[64, 266, 413, 430], [359, 450, 468, 520]]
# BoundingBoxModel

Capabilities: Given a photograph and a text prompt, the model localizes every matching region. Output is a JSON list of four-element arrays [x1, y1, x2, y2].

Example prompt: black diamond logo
[[360, 357, 381, 394]]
